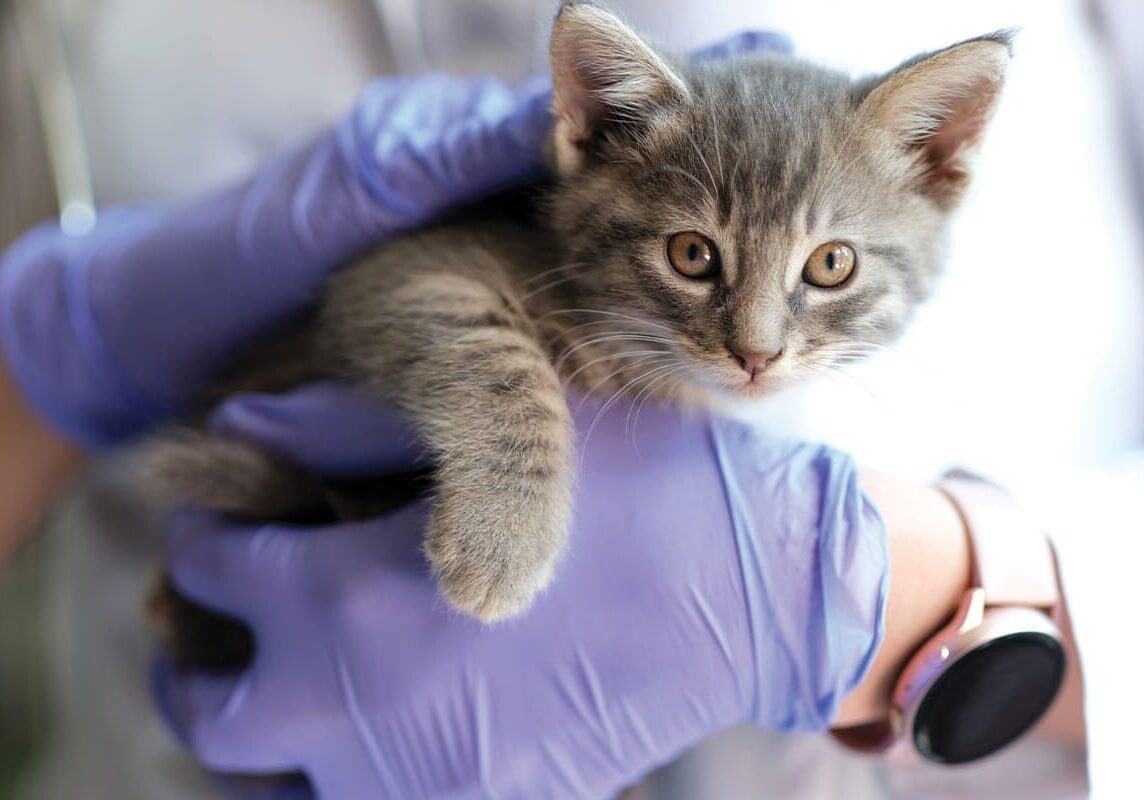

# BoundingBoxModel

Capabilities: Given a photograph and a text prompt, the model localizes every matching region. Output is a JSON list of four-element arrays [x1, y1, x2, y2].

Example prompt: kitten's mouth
[[683, 354, 790, 400], [722, 359, 789, 398], [730, 378, 779, 397], [712, 369, 786, 399]]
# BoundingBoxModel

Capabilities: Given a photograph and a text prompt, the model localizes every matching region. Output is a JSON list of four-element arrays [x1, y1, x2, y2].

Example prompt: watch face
[[912, 632, 1066, 764]]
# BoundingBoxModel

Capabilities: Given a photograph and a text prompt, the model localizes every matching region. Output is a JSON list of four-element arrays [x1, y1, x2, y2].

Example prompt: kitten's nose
[[729, 345, 783, 379]]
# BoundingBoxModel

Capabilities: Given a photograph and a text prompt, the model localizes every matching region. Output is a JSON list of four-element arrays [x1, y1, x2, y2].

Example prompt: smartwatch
[[833, 471, 1066, 764]]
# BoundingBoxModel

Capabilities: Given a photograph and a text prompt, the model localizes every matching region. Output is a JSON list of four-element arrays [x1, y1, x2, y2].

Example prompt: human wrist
[[0, 348, 84, 563], [834, 472, 972, 727]]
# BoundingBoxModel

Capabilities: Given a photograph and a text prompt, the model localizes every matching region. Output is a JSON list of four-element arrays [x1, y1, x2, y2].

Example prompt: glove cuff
[[709, 420, 890, 731]]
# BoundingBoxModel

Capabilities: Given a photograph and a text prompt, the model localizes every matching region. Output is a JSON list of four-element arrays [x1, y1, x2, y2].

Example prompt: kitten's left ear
[[549, 2, 688, 174], [861, 31, 1014, 206]]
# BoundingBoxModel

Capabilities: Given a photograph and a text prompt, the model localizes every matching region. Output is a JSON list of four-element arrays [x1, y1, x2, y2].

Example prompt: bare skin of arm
[[0, 352, 84, 565], [835, 471, 973, 726], [838, 470, 1086, 746]]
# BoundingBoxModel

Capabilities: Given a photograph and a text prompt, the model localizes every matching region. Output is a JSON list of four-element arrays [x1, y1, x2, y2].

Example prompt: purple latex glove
[[156, 383, 887, 800], [0, 31, 791, 449], [0, 75, 550, 446]]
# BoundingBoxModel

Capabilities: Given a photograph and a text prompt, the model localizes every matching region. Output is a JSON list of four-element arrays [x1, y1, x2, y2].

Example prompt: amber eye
[[667, 232, 720, 279], [803, 242, 857, 288]]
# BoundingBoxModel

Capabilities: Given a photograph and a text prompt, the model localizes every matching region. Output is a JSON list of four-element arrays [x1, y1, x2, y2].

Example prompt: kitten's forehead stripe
[[716, 178, 733, 227]]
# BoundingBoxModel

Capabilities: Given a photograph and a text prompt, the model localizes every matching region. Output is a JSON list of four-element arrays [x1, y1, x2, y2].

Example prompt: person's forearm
[[0, 352, 84, 564], [835, 470, 972, 727]]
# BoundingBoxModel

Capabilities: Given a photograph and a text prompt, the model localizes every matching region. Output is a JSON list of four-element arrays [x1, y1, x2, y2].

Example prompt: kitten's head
[[546, 2, 1011, 400]]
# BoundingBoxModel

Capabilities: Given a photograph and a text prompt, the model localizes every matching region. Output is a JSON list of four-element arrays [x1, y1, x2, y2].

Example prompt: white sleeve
[[1012, 456, 1144, 799]]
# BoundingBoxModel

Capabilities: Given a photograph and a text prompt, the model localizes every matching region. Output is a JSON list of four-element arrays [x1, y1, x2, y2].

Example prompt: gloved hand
[[0, 32, 792, 449], [0, 75, 552, 446], [156, 383, 887, 800]]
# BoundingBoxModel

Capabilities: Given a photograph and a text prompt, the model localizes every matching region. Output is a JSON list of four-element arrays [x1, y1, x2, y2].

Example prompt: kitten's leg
[[139, 430, 326, 520], [326, 270, 573, 622]]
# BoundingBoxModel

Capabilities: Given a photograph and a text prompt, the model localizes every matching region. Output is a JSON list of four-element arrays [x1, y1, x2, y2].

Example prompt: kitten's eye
[[667, 232, 720, 279], [803, 242, 857, 288]]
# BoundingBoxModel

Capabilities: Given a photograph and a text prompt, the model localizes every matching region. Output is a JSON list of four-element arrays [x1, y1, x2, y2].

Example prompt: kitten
[[148, 2, 1011, 627]]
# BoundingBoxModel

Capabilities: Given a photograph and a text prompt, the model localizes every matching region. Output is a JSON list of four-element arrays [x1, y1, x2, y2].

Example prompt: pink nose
[[729, 346, 783, 378]]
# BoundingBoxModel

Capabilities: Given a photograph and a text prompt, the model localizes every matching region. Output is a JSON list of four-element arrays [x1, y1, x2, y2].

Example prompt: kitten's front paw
[[426, 481, 571, 622]]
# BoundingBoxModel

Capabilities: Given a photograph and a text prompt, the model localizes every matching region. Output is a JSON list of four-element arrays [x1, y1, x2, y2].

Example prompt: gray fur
[[146, 3, 1011, 621]]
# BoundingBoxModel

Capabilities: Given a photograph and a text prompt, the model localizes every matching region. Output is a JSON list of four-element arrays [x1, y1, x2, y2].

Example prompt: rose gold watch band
[[937, 471, 1059, 610], [832, 470, 1064, 758]]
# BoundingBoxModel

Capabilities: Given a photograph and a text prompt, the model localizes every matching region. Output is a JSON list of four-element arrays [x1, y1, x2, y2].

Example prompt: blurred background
[[1, 0, 1140, 798]]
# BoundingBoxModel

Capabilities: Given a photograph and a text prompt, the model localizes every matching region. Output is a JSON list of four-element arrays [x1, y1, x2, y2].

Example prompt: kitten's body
[[150, 4, 1012, 634]]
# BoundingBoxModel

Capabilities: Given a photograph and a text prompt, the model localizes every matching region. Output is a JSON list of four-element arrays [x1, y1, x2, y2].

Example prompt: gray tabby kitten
[[151, 2, 1011, 624]]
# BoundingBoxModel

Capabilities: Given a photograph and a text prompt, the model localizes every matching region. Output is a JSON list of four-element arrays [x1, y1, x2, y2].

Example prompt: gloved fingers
[[166, 512, 307, 620], [290, 501, 433, 599], [432, 76, 552, 200], [152, 656, 295, 774], [210, 774, 315, 800], [688, 30, 794, 62], [167, 503, 431, 634], [307, 743, 411, 800], [341, 76, 550, 232], [308, 765, 389, 800], [208, 382, 429, 476]]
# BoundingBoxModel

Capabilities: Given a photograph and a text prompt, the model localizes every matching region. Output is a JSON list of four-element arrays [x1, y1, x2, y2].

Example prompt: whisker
[[802, 359, 886, 406], [682, 126, 719, 197], [555, 333, 675, 367], [809, 348, 880, 364], [814, 339, 900, 354], [626, 362, 688, 440], [563, 349, 665, 384], [711, 110, 725, 182], [518, 273, 582, 302], [547, 317, 676, 341], [519, 262, 592, 286], [580, 360, 681, 467], [644, 164, 709, 198], [729, 140, 748, 197], [800, 361, 849, 393], [540, 308, 679, 335], [576, 353, 674, 404], [555, 333, 676, 371], [635, 367, 697, 441], [660, 372, 691, 408]]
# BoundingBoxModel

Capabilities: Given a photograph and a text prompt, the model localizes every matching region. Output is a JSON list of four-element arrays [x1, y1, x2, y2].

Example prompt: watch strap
[[937, 471, 1058, 610]]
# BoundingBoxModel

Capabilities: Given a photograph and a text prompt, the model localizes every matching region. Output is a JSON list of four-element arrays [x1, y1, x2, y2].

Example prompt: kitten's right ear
[[860, 31, 1014, 207], [549, 2, 688, 174]]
